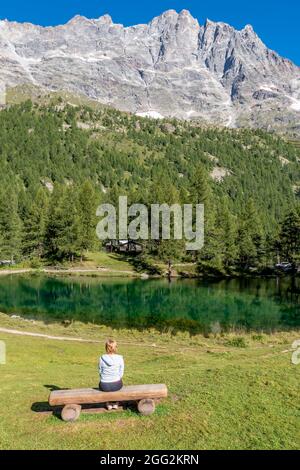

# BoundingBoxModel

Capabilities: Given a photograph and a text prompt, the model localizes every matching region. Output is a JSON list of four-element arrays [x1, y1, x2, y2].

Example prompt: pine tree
[[145, 175, 181, 259], [278, 207, 300, 269], [0, 186, 22, 263], [216, 199, 238, 272], [77, 180, 99, 261], [44, 185, 64, 260], [45, 185, 80, 261], [59, 187, 81, 262], [237, 199, 265, 270], [191, 165, 221, 272], [189, 164, 211, 207], [23, 188, 48, 258]]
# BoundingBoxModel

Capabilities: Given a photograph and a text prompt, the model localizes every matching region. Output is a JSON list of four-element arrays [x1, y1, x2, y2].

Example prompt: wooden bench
[[49, 384, 168, 421]]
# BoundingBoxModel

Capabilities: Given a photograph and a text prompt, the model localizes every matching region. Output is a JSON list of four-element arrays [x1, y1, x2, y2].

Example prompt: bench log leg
[[137, 399, 156, 416], [61, 404, 81, 422]]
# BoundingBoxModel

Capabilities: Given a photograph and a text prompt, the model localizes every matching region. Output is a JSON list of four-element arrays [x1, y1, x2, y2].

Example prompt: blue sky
[[1, 1, 299, 65]]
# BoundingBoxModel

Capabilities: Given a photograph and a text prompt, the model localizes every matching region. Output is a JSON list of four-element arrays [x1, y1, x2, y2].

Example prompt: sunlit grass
[[0, 315, 299, 450]]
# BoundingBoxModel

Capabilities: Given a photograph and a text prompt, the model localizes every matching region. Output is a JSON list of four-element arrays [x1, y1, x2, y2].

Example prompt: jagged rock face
[[0, 9, 300, 132]]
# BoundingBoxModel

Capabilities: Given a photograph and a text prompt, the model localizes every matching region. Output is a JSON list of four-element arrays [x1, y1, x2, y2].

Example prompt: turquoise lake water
[[0, 275, 299, 334]]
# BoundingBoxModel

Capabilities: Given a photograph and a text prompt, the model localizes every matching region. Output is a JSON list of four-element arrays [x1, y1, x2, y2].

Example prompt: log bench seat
[[49, 384, 168, 421]]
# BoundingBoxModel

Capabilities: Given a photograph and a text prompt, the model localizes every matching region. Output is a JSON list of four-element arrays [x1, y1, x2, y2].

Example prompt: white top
[[99, 354, 124, 383]]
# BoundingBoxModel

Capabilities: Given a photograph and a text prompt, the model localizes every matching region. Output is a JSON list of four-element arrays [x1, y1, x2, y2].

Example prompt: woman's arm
[[99, 357, 103, 376], [119, 356, 124, 378]]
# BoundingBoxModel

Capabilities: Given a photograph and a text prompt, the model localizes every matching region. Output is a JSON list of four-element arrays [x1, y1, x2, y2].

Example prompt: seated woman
[[99, 339, 124, 410]]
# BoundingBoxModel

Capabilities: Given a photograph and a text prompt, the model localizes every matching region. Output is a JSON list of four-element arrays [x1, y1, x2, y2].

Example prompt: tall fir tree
[[77, 180, 99, 261], [45, 185, 80, 261], [237, 199, 265, 269], [190, 165, 221, 272], [59, 187, 81, 262], [216, 198, 239, 272], [22, 188, 49, 258], [278, 206, 300, 268], [0, 186, 22, 262]]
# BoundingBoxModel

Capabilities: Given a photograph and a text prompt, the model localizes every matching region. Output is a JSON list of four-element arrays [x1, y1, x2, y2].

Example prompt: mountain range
[[0, 10, 300, 134]]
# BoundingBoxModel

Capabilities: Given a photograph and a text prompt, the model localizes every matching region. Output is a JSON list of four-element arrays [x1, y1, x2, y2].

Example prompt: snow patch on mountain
[[136, 111, 164, 119], [290, 98, 300, 112]]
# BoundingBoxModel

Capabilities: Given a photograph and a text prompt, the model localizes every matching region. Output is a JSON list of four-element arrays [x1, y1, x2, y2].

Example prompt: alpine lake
[[0, 274, 299, 335]]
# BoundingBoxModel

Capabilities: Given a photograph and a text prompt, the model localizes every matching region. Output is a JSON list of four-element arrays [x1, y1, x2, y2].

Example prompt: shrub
[[225, 337, 247, 348]]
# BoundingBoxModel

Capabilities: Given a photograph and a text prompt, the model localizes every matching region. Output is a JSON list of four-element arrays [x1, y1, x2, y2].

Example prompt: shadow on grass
[[31, 384, 66, 417], [44, 384, 65, 392], [31, 384, 141, 420], [117, 253, 163, 276], [31, 401, 140, 421], [31, 401, 62, 418]]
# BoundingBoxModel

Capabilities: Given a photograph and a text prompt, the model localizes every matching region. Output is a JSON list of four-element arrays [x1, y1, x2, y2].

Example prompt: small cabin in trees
[[105, 240, 143, 254], [0, 260, 16, 267]]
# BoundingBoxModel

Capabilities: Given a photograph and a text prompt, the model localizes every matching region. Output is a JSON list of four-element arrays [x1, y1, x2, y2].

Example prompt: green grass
[[73, 251, 136, 273], [225, 337, 248, 348], [6, 84, 106, 110], [0, 251, 139, 277], [0, 314, 299, 450], [0, 250, 172, 278]]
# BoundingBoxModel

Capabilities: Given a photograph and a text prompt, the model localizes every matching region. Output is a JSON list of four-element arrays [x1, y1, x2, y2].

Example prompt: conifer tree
[[45, 185, 80, 261], [278, 207, 300, 269], [237, 199, 265, 269], [23, 188, 48, 258], [191, 165, 220, 272], [216, 199, 238, 272], [77, 180, 99, 261], [59, 187, 81, 262], [189, 164, 211, 207], [0, 186, 22, 262]]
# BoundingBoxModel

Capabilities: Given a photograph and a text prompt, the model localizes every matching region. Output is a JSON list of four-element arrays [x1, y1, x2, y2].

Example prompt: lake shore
[[0, 265, 298, 280], [0, 267, 140, 278], [0, 312, 299, 450], [0, 311, 299, 343], [0, 273, 299, 336]]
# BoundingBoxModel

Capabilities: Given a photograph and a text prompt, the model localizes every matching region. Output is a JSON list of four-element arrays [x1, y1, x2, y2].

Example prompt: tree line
[[0, 172, 299, 274], [0, 100, 299, 274]]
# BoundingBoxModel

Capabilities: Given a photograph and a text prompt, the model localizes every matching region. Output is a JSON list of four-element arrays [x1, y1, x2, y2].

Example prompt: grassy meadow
[[0, 250, 197, 278], [0, 313, 299, 450]]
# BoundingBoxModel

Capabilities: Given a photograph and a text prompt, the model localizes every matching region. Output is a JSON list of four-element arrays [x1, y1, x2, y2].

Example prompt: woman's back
[[99, 353, 124, 384]]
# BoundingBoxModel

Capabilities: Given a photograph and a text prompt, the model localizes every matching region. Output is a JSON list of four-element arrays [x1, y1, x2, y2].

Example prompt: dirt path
[[0, 327, 101, 343], [0, 326, 168, 349], [0, 268, 136, 276], [44, 268, 136, 275], [0, 269, 33, 276], [0, 326, 292, 357]]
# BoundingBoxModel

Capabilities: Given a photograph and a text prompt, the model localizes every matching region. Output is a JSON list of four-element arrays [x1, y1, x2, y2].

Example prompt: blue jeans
[[99, 379, 123, 392]]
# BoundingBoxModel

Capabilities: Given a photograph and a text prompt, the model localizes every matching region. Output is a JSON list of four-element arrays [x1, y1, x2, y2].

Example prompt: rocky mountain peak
[[67, 15, 90, 25], [160, 9, 178, 19], [178, 9, 196, 20], [242, 24, 255, 34], [96, 14, 113, 25], [0, 10, 299, 135]]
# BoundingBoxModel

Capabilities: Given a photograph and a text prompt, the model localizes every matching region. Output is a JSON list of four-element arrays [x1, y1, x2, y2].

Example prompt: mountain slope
[[0, 97, 299, 271], [0, 98, 299, 232], [0, 10, 300, 134]]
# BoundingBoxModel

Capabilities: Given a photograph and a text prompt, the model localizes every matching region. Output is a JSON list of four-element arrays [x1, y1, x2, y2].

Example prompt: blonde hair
[[105, 339, 117, 354]]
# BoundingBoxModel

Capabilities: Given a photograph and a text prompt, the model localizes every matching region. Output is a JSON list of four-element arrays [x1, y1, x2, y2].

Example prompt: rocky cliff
[[0, 10, 299, 133]]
